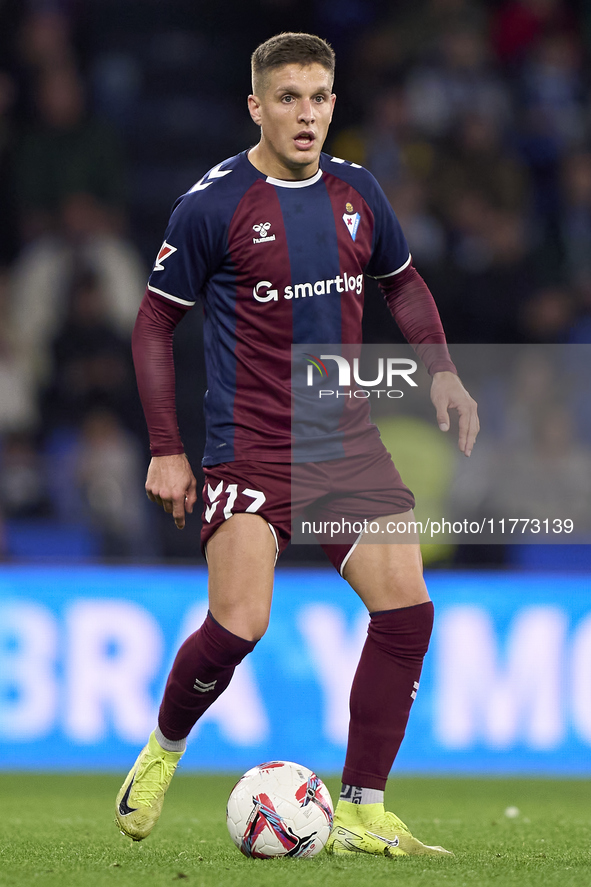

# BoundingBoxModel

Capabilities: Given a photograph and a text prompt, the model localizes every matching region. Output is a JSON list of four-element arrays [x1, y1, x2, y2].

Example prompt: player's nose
[[298, 99, 315, 123]]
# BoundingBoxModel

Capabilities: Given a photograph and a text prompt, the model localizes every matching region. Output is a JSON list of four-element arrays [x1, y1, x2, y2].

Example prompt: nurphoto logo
[[304, 353, 418, 399]]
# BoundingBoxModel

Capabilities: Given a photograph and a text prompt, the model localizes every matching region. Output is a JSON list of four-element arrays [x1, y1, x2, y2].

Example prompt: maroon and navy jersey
[[147, 150, 410, 466]]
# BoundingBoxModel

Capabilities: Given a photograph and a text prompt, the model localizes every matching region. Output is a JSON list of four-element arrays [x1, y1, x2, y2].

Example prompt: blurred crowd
[[0, 0, 590, 562]]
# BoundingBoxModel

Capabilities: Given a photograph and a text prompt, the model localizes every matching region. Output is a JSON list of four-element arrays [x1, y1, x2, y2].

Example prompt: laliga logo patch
[[343, 202, 360, 241], [253, 222, 276, 244], [153, 240, 177, 271]]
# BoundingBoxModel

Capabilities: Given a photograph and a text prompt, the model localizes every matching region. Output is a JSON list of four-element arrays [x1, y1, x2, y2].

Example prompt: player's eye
[[281, 95, 294, 103], [314, 95, 325, 103]]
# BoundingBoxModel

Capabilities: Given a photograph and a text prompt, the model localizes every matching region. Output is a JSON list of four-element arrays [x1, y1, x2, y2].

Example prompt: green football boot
[[115, 731, 184, 841], [325, 800, 453, 858]]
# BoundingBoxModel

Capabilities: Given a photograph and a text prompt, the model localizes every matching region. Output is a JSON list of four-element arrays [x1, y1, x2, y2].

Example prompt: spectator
[[557, 152, 591, 287], [520, 285, 575, 343], [14, 7, 80, 123], [75, 409, 153, 558], [446, 200, 536, 341], [362, 86, 436, 186], [10, 64, 145, 382], [520, 32, 585, 154], [448, 350, 591, 536], [0, 432, 50, 519], [40, 265, 140, 434], [18, 7, 77, 74], [353, 0, 487, 93], [430, 112, 530, 218], [449, 401, 591, 534], [41, 407, 153, 558], [491, 0, 575, 68], [16, 63, 125, 241], [404, 25, 512, 139], [492, 403, 591, 529], [0, 269, 37, 434], [516, 32, 585, 232], [384, 177, 446, 269], [0, 70, 19, 267]]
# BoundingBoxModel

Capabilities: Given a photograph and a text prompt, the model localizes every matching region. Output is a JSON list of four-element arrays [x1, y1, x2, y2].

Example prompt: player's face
[[248, 63, 336, 180]]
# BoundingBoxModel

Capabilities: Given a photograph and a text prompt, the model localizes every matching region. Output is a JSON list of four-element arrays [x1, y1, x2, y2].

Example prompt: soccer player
[[116, 32, 479, 857]]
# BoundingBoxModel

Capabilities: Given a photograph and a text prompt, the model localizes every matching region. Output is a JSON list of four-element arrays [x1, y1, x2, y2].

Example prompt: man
[[116, 32, 479, 857]]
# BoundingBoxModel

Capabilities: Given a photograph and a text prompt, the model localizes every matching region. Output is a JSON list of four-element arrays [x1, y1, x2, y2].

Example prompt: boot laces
[[133, 756, 177, 806], [372, 810, 411, 837]]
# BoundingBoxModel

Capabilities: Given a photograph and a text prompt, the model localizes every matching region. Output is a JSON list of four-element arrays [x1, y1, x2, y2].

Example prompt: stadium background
[[1, 0, 590, 777]]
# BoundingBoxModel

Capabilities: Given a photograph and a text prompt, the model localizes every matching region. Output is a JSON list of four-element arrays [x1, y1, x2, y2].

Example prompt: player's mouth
[[293, 131, 316, 150]]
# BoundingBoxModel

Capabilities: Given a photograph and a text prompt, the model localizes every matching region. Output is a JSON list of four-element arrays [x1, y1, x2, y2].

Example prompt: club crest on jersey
[[252, 222, 276, 244], [343, 203, 360, 241], [153, 240, 177, 271]]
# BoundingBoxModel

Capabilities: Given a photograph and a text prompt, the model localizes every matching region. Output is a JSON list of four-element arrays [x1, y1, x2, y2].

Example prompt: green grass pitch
[[0, 774, 589, 887]]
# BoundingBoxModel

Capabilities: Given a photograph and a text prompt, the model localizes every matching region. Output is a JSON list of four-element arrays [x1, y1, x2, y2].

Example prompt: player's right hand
[[145, 453, 198, 529]]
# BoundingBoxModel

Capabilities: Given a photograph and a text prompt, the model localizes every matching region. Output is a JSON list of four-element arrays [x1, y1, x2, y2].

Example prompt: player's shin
[[326, 602, 451, 857], [158, 609, 259, 740], [115, 610, 258, 841], [342, 601, 434, 788]]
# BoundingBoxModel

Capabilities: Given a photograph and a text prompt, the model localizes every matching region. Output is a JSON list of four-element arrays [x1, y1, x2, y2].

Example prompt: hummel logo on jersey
[[253, 222, 276, 244], [343, 202, 361, 241], [153, 240, 177, 271]]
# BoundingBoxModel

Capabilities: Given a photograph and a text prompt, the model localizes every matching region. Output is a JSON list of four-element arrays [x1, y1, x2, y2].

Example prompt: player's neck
[[247, 144, 319, 182]]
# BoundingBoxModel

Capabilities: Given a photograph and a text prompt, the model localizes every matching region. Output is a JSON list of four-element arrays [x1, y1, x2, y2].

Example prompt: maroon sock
[[342, 601, 434, 791], [158, 611, 258, 741]]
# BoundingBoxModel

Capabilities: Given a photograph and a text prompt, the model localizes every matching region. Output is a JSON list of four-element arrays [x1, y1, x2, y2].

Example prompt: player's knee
[[368, 600, 434, 656], [211, 604, 270, 643], [243, 610, 270, 642]]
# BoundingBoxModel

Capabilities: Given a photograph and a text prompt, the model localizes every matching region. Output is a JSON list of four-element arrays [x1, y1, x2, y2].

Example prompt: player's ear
[[329, 92, 336, 122], [248, 94, 262, 126]]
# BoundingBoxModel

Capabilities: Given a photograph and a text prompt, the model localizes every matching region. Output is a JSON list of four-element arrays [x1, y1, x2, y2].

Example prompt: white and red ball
[[226, 760, 334, 859]]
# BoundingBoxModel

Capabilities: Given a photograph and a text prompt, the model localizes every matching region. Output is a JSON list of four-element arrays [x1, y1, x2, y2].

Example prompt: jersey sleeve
[[379, 264, 457, 376], [363, 176, 411, 280], [132, 287, 187, 456], [147, 190, 227, 307]]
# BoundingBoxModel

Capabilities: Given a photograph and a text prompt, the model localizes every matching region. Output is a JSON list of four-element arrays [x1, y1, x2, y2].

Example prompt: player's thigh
[[206, 512, 276, 641], [342, 511, 430, 612]]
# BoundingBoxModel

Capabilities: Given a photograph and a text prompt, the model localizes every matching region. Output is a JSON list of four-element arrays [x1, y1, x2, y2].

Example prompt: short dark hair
[[251, 32, 335, 94]]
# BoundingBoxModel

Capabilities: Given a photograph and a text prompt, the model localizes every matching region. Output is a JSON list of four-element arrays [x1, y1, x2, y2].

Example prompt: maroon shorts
[[201, 442, 414, 574]]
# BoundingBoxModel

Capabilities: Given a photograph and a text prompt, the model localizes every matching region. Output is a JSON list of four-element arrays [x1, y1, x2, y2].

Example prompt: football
[[226, 760, 334, 858]]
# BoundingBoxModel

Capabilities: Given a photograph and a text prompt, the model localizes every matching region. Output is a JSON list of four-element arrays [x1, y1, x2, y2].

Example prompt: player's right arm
[[132, 287, 197, 529], [132, 174, 227, 527], [145, 452, 197, 530], [134, 164, 235, 523]]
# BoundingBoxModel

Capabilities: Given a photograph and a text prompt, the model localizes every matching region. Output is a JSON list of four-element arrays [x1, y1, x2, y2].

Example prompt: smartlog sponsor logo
[[253, 274, 364, 302], [303, 353, 418, 399]]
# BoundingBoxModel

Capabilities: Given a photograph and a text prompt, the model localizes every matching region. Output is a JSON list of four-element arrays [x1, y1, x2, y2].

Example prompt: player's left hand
[[430, 371, 479, 457]]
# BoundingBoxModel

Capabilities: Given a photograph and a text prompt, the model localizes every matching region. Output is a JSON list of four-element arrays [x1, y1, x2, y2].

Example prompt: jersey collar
[[243, 149, 324, 188], [264, 168, 323, 188]]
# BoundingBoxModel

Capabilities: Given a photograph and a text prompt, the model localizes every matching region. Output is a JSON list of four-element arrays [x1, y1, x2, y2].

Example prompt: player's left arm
[[378, 262, 479, 456], [429, 370, 479, 457]]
